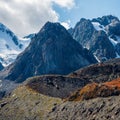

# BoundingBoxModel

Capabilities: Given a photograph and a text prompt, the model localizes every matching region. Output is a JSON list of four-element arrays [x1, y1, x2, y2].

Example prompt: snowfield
[[0, 23, 31, 66]]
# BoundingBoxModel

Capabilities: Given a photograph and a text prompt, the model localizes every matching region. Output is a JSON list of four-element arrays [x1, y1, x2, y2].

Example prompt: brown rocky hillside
[[0, 83, 62, 120], [69, 58, 120, 83], [46, 77, 120, 120], [46, 95, 120, 120], [25, 75, 91, 98], [0, 75, 90, 119]]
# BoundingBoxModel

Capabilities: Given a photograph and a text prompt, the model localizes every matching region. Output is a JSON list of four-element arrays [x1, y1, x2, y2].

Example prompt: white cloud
[[52, 0, 75, 9], [61, 20, 71, 29], [0, 0, 75, 37]]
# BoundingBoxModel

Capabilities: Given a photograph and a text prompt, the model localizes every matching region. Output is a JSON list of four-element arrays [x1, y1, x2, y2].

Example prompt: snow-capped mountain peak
[[0, 23, 31, 66], [70, 15, 120, 62]]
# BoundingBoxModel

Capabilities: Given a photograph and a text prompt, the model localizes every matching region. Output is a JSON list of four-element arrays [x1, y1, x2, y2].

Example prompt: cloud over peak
[[52, 0, 75, 9], [0, 0, 75, 37]]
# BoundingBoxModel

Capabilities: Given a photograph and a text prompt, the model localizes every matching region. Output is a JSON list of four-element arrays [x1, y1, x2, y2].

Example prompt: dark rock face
[[2, 22, 96, 82], [72, 18, 95, 49], [90, 31, 116, 61], [0, 63, 3, 71], [68, 28, 73, 35], [106, 22, 120, 36]]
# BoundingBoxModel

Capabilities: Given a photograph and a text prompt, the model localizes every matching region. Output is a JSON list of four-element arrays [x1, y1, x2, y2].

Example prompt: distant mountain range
[[0, 15, 120, 67]]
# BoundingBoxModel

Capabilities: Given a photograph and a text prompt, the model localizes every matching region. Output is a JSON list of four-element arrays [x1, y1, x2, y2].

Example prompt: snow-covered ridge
[[0, 23, 31, 66], [92, 22, 106, 32], [109, 37, 118, 46]]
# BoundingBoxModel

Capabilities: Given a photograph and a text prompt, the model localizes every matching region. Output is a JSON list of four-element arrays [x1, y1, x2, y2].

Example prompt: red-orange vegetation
[[104, 78, 120, 88], [66, 78, 120, 102]]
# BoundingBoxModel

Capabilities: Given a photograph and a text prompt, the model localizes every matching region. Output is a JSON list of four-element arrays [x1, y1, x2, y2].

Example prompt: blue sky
[[54, 0, 120, 28], [0, 0, 119, 36]]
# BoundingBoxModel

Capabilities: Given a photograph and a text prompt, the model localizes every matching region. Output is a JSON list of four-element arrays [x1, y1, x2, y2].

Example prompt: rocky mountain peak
[[92, 15, 120, 26], [106, 21, 120, 36], [37, 21, 71, 42], [1, 22, 96, 82], [71, 15, 120, 62], [74, 18, 94, 32], [72, 18, 95, 49], [40, 22, 63, 32]]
